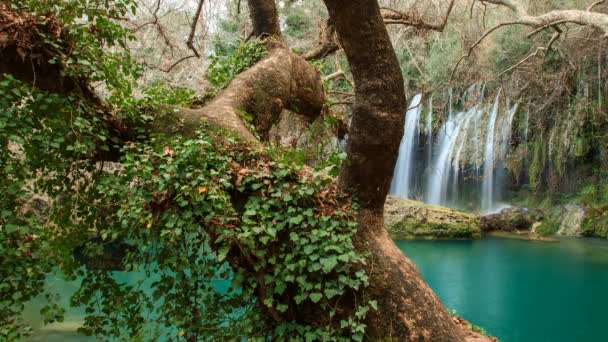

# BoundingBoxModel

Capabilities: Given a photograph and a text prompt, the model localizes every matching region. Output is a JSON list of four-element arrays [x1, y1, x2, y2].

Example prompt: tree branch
[[587, 0, 606, 12], [450, 21, 524, 81], [186, 0, 205, 58], [380, 0, 455, 32], [301, 19, 340, 60], [495, 31, 560, 78], [480, 0, 608, 35]]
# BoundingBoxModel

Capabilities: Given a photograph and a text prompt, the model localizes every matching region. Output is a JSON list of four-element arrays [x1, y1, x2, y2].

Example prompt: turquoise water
[[25, 237, 608, 341], [396, 237, 608, 342]]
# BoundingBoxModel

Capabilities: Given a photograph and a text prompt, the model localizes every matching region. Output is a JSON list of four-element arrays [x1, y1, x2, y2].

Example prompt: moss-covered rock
[[581, 205, 608, 238], [480, 207, 544, 232], [384, 196, 481, 240]]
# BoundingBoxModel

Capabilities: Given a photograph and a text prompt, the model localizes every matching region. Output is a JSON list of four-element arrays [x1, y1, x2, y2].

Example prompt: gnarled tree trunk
[[323, 1, 463, 340]]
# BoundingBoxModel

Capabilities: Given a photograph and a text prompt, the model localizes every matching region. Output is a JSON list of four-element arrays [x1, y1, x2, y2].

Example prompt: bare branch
[[588, 0, 606, 12], [450, 21, 524, 81], [380, 0, 455, 32], [494, 28, 561, 79], [323, 70, 344, 82], [480, 0, 608, 35], [301, 19, 340, 60], [186, 0, 205, 58]]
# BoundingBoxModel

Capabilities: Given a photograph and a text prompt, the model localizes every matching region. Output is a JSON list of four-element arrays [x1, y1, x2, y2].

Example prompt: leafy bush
[[424, 31, 463, 86], [206, 41, 267, 90], [487, 26, 532, 73], [141, 82, 196, 106]]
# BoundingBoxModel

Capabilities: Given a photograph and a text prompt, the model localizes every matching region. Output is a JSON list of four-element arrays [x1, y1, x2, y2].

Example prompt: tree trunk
[[247, 0, 282, 38], [152, 44, 324, 142], [323, 0, 464, 340]]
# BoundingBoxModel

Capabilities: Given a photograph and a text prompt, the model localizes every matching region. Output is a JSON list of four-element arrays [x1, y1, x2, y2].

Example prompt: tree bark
[[0, 3, 94, 98], [481, 0, 608, 35], [247, 0, 282, 38], [323, 0, 464, 340], [153, 45, 324, 142]]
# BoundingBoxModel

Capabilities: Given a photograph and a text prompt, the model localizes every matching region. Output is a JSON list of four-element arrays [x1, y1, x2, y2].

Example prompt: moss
[[529, 135, 546, 192], [535, 213, 561, 236], [389, 220, 481, 240], [581, 206, 608, 238], [384, 197, 481, 240]]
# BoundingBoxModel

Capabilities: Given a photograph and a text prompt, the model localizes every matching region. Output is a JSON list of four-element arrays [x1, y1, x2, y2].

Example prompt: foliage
[[1, 75, 370, 342], [535, 211, 561, 236], [284, 7, 312, 39], [1, 0, 143, 334], [210, 17, 242, 57], [581, 206, 608, 238], [424, 31, 463, 86], [140, 82, 196, 107], [487, 26, 532, 73], [206, 41, 267, 90], [0, 72, 113, 338], [11, 0, 141, 103], [63, 127, 372, 340], [529, 136, 546, 193]]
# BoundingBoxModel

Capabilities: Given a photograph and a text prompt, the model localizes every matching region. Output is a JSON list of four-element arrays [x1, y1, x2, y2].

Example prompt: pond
[[396, 236, 608, 342], [24, 236, 608, 341]]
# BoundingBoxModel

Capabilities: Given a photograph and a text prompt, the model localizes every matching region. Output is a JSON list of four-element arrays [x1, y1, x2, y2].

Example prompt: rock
[[480, 207, 544, 232], [556, 204, 586, 236], [384, 196, 481, 240], [268, 109, 311, 148]]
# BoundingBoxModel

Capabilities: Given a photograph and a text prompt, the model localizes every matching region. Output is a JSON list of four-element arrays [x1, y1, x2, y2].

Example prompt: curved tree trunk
[[322, 0, 464, 340], [153, 45, 324, 142]]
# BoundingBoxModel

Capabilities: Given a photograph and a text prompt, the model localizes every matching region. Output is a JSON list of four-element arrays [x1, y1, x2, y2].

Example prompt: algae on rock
[[384, 196, 481, 240]]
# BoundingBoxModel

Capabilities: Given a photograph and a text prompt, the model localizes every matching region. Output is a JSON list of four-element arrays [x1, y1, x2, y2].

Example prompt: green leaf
[[217, 246, 229, 261], [321, 256, 338, 273], [324, 288, 340, 299], [289, 215, 304, 225], [309, 293, 322, 303], [4, 224, 19, 233]]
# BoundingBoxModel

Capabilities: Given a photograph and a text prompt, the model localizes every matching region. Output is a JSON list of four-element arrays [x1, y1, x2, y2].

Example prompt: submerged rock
[[480, 207, 544, 232], [384, 196, 481, 240]]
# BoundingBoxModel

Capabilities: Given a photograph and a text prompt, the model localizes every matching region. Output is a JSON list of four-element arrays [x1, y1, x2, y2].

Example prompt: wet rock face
[[480, 207, 544, 232], [557, 204, 586, 236], [384, 196, 481, 240]]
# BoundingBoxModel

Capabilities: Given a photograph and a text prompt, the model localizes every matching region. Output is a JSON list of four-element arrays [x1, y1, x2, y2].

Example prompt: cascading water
[[390, 86, 519, 213], [480, 94, 501, 213], [426, 97, 433, 168], [389, 94, 423, 197], [426, 108, 478, 206]]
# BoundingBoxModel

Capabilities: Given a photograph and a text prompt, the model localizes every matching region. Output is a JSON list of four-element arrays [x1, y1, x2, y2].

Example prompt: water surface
[[396, 237, 608, 342], [25, 237, 608, 341]]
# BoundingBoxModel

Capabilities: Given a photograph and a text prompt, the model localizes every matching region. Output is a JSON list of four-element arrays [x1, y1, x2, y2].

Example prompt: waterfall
[[426, 108, 477, 205], [524, 109, 529, 142], [390, 94, 423, 197], [390, 87, 519, 212], [426, 97, 433, 168], [480, 93, 501, 213]]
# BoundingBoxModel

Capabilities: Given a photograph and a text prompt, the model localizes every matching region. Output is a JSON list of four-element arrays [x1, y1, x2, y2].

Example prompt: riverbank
[[384, 196, 601, 241]]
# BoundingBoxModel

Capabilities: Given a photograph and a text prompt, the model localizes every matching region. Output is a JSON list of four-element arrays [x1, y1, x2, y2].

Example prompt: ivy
[[1, 2, 373, 341], [206, 41, 267, 90], [0, 74, 372, 340]]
